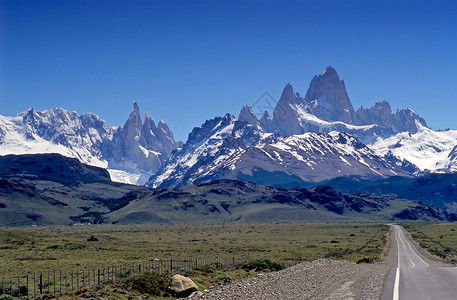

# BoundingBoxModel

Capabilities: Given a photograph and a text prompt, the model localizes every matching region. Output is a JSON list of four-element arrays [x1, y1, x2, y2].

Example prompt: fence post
[[18, 274, 20, 297], [170, 259, 173, 272], [26, 274, 29, 299], [39, 273, 42, 295]]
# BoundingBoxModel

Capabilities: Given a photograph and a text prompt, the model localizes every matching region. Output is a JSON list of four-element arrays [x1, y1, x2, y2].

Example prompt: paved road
[[386, 224, 457, 300]]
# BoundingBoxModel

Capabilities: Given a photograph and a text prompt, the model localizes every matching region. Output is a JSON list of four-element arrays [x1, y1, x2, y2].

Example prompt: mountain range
[[147, 67, 456, 188], [1, 66, 457, 188], [1, 153, 454, 226], [0, 101, 179, 185]]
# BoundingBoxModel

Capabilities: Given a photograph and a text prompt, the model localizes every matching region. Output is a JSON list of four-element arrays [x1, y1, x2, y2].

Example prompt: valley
[[0, 223, 387, 278]]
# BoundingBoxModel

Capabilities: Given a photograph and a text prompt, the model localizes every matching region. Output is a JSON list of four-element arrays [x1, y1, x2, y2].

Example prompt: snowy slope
[[370, 122, 457, 172], [0, 110, 110, 168], [147, 113, 416, 188], [150, 114, 240, 188], [293, 104, 376, 133], [0, 105, 178, 185]]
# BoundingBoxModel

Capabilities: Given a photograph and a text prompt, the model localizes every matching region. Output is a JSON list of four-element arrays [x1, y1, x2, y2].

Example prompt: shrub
[[242, 259, 283, 272], [122, 272, 171, 297], [356, 257, 373, 264]]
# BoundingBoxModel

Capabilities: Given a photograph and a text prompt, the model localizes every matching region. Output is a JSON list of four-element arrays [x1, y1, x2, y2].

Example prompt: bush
[[242, 259, 283, 272], [122, 272, 171, 297], [356, 257, 373, 264]]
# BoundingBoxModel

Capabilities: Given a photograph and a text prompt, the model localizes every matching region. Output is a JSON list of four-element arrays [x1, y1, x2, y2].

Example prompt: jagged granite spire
[[272, 83, 304, 136], [132, 101, 140, 113], [238, 105, 260, 127], [304, 66, 357, 124], [113, 101, 178, 171]]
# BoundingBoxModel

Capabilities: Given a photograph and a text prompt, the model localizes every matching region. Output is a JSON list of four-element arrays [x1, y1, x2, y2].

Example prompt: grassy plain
[[403, 223, 457, 259], [0, 223, 388, 278]]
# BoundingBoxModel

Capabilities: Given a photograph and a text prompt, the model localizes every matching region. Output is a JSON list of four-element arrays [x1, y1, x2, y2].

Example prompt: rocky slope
[[0, 102, 179, 185]]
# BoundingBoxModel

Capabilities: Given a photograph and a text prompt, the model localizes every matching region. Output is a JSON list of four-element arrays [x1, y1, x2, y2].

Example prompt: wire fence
[[0, 257, 237, 298]]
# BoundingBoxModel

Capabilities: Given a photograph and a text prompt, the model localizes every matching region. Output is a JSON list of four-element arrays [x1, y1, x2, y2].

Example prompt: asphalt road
[[384, 224, 457, 300]]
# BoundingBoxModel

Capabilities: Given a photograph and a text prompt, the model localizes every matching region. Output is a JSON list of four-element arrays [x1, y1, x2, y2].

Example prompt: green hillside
[[0, 154, 454, 226]]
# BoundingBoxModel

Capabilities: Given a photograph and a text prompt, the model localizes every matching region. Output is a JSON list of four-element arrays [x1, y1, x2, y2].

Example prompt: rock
[[87, 235, 99, 242], [168, 274, 199, 298], [184, 290, 203, 299], [224, 276, 233, 284]]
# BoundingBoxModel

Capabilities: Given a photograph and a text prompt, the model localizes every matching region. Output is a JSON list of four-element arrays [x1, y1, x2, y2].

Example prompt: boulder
[[168, 274, 198, 297]]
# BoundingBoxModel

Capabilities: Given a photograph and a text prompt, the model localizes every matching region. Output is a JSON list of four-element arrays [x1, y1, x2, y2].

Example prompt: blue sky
[[1, 0, 456, 141]]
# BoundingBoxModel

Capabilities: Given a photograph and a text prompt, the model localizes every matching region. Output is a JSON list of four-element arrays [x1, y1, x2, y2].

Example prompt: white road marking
[[393, 267, 400, 300], [393, 226, 401, 300]]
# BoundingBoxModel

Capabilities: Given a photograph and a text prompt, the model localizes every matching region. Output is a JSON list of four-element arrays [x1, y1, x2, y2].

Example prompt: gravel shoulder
[[188, 227, 397, 300]]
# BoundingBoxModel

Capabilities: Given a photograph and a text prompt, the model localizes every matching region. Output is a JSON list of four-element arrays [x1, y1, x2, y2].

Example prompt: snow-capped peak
[[0, 102, 179, 185]]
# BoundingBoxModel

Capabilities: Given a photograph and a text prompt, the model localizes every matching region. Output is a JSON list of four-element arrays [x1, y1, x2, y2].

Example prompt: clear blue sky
[[1, 0, 456, 141]]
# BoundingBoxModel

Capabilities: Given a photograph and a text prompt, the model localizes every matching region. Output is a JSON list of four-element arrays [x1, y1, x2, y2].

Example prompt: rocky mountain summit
[[113, 101, 178, 172], [304, 66, 358, 124], [147, 66, 435, 188], [0, 102, 178, 185], [271, 66, 427, 143]]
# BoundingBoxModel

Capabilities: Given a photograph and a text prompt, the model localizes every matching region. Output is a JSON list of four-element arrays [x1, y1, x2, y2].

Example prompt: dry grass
[[403, 222, 457, 259], [0, 223, 388, 277]]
